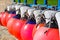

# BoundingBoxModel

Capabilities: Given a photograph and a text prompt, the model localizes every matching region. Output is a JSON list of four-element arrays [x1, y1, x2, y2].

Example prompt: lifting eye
[[44, 30, 48, 34]]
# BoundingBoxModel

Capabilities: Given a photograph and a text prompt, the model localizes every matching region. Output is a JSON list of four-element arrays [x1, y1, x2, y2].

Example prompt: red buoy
[[6, 12, 16, 26], [32, 23, 45, 37], [11, 6, 29, 39], [7, 14, 20, 34], [1, 12, 9, 26], [21, 18, 36, 40], [7, 14, 26, 40], [12, 19, 26, 40], [32, 10, 46, 37], [33, 27, 59, 40], [7, 18, 16, 34], [0, 12, 4, 25], [1, 10, 16, 26]]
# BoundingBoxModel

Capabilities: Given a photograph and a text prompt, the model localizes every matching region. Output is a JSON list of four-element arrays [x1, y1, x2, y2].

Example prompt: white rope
[[33, 10, 44, 24], [20, 6, 30, 18], [55, 12, 60, 37], [28, 8, 35, 17], [44, 10, 57, 23]]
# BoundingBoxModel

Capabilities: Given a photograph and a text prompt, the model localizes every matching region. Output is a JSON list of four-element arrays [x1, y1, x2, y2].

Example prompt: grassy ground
[[15, 0, 58, 6]]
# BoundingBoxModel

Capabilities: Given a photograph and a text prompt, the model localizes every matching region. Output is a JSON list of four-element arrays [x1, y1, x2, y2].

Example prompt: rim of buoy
[[13, 14, 21, 19]]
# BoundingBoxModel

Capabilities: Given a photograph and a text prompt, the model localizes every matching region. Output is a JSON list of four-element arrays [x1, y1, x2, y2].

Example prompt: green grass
[[15, 0, 18, 3], [15, 0, 58, 6], [37, 0, 58, 6], [20, 0, 24, 3], [27, 0, 34, 4], [37, 0, 44, 4], [48, 0, 58, 6]]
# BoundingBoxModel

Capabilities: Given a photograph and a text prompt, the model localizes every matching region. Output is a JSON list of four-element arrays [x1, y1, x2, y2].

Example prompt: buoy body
[[7, 18, 16, 34], [0, 12, 4, 25], [6, 13, 16, 25], [1, 10, 16, 26], [32, 23, 45, 37], [21, 24, 35, 40], [33, 27, 59, 40], [1, 12, 9, 26], [21, 18, 36, 40], [6, 11, 16, 26], [7, 14, 26, 40], [12, 19, 26, 39], [7, 14, 20, 35]]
